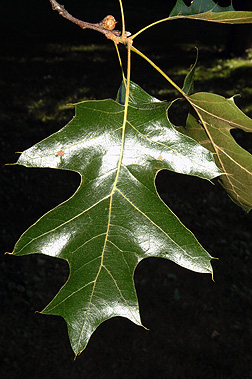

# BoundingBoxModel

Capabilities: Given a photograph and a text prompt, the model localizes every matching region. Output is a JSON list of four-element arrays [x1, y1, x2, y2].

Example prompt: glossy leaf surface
[[170, 0, 252, 24], [12, 82, 221, 355], [182, 93, 252, 212]]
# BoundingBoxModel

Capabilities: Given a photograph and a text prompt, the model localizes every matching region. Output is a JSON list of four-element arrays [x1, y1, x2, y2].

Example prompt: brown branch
[[48, 0, 130, 45]]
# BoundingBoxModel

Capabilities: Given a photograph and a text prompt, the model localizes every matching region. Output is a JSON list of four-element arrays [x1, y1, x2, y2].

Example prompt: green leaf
[[12, 82, 221, 355], [170, 0, 252, 24], [183, 93, 252, 212], [177, 113, 215, 154], [170, 0, 234, 16]]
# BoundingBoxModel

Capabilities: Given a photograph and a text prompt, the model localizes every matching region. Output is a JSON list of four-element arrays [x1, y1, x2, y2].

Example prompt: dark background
[[1, 1, 252, 378]]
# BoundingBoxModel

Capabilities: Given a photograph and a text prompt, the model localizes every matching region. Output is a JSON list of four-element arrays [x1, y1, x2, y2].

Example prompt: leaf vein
[[115, 188, 201, 264]]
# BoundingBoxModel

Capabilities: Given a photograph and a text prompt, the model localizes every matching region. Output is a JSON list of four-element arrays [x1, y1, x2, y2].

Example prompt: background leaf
[[180, 93, 252, 212], [169, 0, 252, 24], [11, 83, 221, 355]]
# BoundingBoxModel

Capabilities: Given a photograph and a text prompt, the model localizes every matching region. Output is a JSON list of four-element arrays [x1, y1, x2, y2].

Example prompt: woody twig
[[48, 0, 131, 45]]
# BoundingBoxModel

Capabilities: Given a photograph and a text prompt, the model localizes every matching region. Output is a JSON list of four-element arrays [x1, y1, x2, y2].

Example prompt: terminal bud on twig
[[99, 15, 117, 31]]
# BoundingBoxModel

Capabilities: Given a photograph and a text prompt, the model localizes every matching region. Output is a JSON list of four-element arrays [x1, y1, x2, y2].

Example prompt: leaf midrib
[[75, 80, 131, 352]]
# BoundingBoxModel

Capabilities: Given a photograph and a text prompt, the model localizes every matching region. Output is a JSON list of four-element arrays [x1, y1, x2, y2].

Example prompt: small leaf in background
[[183, 93, 252, 212], [11, 82, 221, 355], [170, 0, 234, 16], [170, 0, 252, 24]]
